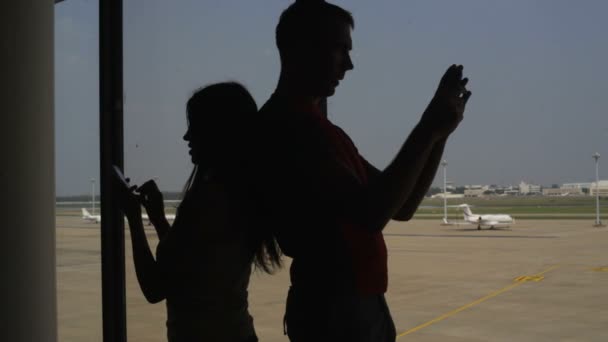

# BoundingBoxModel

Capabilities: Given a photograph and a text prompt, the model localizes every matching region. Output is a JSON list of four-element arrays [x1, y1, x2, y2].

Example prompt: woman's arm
[[117, 182, 166, 303], [126, 215, 166, 303], [147, 216, 171, 240], [138, 180, 171, 239]]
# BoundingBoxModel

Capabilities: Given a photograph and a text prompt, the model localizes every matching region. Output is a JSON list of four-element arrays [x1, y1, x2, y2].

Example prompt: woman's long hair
[[180, 82, 282, 273]]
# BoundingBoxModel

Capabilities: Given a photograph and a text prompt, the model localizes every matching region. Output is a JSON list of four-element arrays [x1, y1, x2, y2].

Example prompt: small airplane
[[82, 208, 101, 223], [81, 208, 176, 224], [458, 204, 514, 230]]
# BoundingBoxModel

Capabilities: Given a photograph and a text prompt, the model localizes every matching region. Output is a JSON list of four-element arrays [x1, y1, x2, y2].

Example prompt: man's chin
[[320, 85, 336, 97], [306, 83, 336, 98]]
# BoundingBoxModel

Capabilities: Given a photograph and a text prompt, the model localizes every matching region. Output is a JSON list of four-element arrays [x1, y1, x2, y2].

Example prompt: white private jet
[[458, 204, 514, 230], [81, 208, 176, 224], [82, 208, 101, 223]]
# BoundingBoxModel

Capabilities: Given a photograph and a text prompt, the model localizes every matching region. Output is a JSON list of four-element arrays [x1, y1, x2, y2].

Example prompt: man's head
[[276, 1, 354, 97]]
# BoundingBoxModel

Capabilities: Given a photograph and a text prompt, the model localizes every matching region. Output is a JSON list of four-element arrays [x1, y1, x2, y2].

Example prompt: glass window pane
[[123, 1, 292, 340], [55, 0, 102, 340], [121, 1, 608, 341]]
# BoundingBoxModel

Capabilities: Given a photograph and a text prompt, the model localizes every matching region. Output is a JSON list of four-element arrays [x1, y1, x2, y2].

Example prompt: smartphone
[[113, 165, 133, 190]]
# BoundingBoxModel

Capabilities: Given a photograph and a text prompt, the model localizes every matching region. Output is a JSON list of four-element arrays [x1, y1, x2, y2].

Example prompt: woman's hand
[[137, 180, 166, 225]]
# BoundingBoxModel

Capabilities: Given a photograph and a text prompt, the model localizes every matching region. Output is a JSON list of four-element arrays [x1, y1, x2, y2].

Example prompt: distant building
[[464, 189, 486, 197], [465, 185, 489, 191], [502, 185, 519, 196], [562, 183, 592, 191], [542, 188, 583, 196], [589, 180, 608, 196], [432, 192, 465, 199], [446, 181, 455, 192], [463, 184, 490, 197], [519, 181, 541, 195]]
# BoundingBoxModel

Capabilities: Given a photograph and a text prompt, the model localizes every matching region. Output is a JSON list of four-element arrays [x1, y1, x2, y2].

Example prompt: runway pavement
[[56, 216, 608, 341]]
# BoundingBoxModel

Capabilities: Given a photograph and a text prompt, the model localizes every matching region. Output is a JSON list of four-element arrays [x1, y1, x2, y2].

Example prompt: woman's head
[[181, 82, 282, 273], [184, 82, 257, 169]]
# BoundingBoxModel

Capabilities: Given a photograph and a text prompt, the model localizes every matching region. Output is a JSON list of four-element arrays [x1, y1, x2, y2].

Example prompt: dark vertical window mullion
[[99, 0, 127, 341]]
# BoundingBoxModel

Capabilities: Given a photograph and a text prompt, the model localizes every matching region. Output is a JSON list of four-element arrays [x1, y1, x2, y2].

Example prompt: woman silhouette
[[118, 82, 281, 342]]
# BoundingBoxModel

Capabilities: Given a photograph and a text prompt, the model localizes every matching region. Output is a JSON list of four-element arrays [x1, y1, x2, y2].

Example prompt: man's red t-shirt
[[255, 94, 388, 295]]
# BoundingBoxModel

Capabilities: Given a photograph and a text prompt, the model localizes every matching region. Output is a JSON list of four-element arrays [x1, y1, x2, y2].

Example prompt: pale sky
[[55, 0, 608, 196]]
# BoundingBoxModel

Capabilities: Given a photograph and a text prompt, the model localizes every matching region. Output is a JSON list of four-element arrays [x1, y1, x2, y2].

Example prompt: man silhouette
[[252, 1, 471, 340]]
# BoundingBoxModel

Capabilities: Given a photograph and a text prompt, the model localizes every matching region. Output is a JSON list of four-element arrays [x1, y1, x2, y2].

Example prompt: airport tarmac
[[56, 216, 608, 341]]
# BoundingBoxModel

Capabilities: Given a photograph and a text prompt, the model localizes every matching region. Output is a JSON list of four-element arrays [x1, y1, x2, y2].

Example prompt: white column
[[0, 1, 57, 341]]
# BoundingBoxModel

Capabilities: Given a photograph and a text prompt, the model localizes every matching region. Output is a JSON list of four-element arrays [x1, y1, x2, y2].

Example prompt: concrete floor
[[56, 217, 608, 341]]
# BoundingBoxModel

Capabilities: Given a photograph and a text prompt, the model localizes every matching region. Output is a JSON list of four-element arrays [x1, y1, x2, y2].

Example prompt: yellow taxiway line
[[397, 265, 560, 338]]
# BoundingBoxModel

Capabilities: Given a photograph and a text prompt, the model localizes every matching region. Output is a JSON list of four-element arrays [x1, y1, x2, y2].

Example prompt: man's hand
[[137, 180, 166, 225], [420, 64, 472, 139]]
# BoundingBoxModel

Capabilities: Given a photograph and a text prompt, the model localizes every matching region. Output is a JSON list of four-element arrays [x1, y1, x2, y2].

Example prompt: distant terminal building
[[432, 192, 465, 199], [487, 184, 518, 196], [464, 185, 489, 197], [465, 185, 489, 190], [464, 189, 485, 197], [446, 181, 455, 192], [542, 188, 583, 196], [562, 183, 592, 191], [519, 181, 541, 195], [589, 180, 608, 196]]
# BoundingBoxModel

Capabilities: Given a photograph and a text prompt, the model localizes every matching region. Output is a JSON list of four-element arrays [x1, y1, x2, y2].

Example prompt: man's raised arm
[[356, 65, 471, 231], [260, 65, 470, 234], [365, 137, 447, 222], [392, 138, 448, 221]]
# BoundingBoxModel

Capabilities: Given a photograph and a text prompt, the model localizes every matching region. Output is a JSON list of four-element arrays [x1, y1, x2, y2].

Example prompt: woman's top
[[156, 180, 256, 341]]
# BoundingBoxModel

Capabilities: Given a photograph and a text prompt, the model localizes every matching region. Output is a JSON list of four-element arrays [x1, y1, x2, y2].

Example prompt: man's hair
[[276, 0, 354, 61]]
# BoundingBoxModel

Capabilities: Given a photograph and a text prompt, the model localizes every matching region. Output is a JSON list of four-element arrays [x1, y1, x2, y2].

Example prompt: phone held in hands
[[113, 165, 138, 193]]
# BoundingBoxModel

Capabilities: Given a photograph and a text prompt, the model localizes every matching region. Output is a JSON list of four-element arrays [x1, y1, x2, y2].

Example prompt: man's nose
[[345, 54, 354, 71]]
